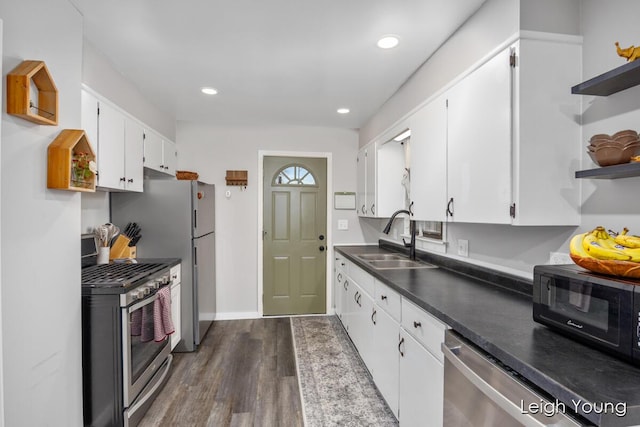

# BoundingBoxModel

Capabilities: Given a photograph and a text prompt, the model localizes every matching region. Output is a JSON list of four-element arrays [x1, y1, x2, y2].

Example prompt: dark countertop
[[335, 244, 640, 427]]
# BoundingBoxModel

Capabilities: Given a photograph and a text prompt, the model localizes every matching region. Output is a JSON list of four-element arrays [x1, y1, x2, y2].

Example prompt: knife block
[[109, 235, 132, 260]]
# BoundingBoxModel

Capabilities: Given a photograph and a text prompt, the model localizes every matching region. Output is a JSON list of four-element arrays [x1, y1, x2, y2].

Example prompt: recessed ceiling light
[[377, 35, 400, 49], [201, 87, 218, 95], [337, 108, 350, 114]]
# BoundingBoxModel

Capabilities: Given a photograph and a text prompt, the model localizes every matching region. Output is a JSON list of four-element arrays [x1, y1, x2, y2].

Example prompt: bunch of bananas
[[570, 226, 640, 262]]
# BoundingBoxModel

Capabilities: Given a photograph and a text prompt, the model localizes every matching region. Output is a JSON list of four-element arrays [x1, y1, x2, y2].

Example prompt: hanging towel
[[154, 286, 175, 342]]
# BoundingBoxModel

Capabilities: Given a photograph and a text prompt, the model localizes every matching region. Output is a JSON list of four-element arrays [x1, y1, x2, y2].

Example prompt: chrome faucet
[[382, 209, 416, 260]]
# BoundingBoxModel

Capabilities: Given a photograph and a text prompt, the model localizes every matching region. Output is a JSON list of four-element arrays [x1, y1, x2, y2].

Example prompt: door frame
[[258, 150, 333, 316]]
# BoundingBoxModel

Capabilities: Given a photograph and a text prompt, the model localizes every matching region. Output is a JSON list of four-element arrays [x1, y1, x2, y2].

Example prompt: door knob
[[319, 246, 325, 252]]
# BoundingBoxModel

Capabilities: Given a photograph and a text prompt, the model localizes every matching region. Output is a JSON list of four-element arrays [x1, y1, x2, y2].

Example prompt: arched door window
[[273, 164, 317, 186]]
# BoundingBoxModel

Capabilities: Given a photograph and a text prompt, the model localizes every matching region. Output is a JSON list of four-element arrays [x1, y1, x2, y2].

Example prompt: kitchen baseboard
[[214, 311, 261, 321]]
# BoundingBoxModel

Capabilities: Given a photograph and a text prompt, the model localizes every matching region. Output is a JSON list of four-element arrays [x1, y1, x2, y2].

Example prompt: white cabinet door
[[163, 140, 177, 176], [143, 129, 164, 173], [355, 288, 374, 370], [170, 282, 181, 350], [409, 94, 448, 222], [376, 140, 406, 218], [124, 117, 144, 192], [511, 39, 581, 226], [365, 143, 376, 217], [81, 90, 99, 153], [372, 307, 400, 418], [447, 47, 512, 224], [356, 147, 367, 216], [97, 101, 126, 190], [399, 329, 444, 427]]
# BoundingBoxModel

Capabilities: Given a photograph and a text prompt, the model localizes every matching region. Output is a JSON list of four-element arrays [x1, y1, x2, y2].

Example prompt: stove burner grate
[[82, 263, 165, 287]]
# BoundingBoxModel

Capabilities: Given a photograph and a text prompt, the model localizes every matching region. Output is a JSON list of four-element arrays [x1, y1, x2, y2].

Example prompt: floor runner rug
[[291, 315, 398, 426]]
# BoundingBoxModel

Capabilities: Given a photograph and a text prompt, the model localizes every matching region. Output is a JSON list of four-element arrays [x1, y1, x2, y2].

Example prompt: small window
[[421, 221, 443, 240], [273, 165, 317, 186]]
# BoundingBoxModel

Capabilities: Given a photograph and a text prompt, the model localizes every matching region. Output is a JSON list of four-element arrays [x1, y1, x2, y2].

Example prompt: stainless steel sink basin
[[353, 253, 437, 269], [355, 253, 406, 261], [367, 259, 436, 269]]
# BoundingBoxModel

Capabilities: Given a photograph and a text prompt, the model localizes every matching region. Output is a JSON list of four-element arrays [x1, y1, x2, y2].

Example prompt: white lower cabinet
[[371, 306, 400, 418], [335, 260, 448, 426], [398, 329, 444, 427]]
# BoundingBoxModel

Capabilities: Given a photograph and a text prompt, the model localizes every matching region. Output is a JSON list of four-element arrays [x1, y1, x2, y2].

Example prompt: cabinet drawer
[[374, 280, 401, 322], [401, 299, 449, 363], [347, 261, 375, 296]]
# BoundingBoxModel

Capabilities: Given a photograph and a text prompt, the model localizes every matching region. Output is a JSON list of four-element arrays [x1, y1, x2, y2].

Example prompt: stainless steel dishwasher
[[441, 330, 587, 426]]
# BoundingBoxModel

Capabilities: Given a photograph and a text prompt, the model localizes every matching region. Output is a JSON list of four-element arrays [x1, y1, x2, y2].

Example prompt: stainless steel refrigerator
[[111, 179, 216, 352]]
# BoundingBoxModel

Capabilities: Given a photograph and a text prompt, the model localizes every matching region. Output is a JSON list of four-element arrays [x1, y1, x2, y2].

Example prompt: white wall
[[176, 122, 364, 317], [0, 1, 83, 425]]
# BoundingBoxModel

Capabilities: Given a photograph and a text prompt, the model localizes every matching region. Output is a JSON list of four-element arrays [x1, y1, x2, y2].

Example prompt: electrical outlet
[[338, 219, 349, 230], [457, 239, 469, 257], [550, 252, 572, 265]]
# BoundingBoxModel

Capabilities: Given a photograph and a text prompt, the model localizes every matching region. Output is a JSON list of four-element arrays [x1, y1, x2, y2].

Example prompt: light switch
[[338, 219, 349, 230]]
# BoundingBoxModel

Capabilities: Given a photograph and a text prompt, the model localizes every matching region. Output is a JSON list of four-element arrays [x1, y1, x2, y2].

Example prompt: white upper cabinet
[[144, 130, 177, 176], [510, 37, 581, 226], [406, 34, 581, 226], [409, 93, 448, 222], [357, 138, 407, 218], [81, 88, 150, 192], [447, 47, 513, 224]]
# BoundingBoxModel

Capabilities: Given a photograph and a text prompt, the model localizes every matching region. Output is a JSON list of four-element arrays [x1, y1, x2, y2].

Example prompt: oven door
[[534, 273, 634, 356], [122, 289, 171, 407]]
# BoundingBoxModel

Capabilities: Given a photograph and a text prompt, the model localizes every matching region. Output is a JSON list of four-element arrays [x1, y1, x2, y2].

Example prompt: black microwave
[[533, 264, 640, 366]]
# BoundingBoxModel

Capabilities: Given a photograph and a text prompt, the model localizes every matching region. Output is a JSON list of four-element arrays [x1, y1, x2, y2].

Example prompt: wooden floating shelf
[[571, 59, 640, 96], [7, 60, 58, 125], [47, 129, 96, 192], [575, 162, 640, 179]]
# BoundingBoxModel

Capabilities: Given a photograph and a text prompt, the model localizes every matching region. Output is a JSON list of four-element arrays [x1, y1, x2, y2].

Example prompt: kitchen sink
[[353, 253, 437, 270], [355, 253, 407, 261]]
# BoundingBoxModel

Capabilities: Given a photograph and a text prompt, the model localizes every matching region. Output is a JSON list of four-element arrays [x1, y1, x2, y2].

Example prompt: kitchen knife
[[129, 234, 141, 247], [124, 222, 134, 237]]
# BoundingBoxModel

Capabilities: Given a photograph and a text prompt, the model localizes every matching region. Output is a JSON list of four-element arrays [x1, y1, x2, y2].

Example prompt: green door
[[263, 156, 327, 315]]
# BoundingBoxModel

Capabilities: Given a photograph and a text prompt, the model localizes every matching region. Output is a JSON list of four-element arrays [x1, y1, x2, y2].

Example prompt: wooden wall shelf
[[47, 129, 96, 192], [571, 59, 640, 96], [226, 170, 248, 186], [7, 60, 58, 125]]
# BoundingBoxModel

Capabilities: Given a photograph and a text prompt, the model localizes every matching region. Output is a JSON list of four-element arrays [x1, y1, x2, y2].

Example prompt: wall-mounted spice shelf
[[47, 129, 96, 192], [575, 162, 640, 179], [7, 60, 58, 125], [571, 59, 640, 96]]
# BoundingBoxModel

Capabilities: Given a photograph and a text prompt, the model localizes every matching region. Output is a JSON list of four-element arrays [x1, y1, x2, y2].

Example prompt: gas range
[[81, 262, 167, 290]]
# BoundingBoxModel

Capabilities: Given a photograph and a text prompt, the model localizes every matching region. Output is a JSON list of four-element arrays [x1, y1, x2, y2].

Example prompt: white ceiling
[[72, 0, 486, 129]]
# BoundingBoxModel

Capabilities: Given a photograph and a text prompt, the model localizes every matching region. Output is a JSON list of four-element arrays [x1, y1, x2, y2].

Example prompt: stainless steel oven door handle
[[441, 342, 580, 427], [128, 291, 159, 313]]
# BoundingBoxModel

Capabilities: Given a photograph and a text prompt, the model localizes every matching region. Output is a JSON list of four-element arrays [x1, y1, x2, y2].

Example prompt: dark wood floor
[[139, 318, 303, 427]]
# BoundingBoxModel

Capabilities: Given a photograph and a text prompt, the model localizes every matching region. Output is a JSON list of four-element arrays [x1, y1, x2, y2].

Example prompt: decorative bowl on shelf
[[571, 254, 640, 279], [587, 130, 640, 166]]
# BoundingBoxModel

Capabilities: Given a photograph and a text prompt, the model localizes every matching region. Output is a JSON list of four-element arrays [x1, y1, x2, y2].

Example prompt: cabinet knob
[[413, 321, 422, 328], [381, 295, 387, 301], [127, 178, 134, 183], [160, 164, 164, 169], [164, 166, 169, 170], [120, 177, 126, 182]]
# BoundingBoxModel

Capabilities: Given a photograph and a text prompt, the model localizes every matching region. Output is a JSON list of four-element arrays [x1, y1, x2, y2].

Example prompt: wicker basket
[[176, 170, 199, 180], [571, 254, 640, 280]]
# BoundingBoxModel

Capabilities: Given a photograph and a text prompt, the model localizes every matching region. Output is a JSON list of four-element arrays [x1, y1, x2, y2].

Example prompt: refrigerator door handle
[[193, 209, 197, 230]]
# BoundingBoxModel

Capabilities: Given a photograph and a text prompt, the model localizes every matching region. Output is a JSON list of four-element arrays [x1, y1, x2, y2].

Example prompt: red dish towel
[[131, 305, 154, 342], [154, 286, 175, 342]]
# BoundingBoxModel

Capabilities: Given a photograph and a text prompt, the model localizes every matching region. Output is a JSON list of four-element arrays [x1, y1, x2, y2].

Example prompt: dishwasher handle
[[441, 339, 581, 427]]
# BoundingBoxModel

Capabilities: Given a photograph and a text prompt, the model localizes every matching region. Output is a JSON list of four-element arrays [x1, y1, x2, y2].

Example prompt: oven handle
[[127, 291, 159, 313], [441, 340, 580, 427]]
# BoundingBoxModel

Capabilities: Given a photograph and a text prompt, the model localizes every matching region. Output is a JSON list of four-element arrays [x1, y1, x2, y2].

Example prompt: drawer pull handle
[[371, 309, 376, 325], [413, 321, 422, 328], [398, 337, 405, 357], [381, 295, 387, 301], [344, 280, 348, 290], [337, 273, 342, 281]]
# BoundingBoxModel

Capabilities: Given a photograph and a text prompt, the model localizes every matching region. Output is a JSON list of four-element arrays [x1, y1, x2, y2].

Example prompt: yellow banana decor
[[569, 226, 640, 279]]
